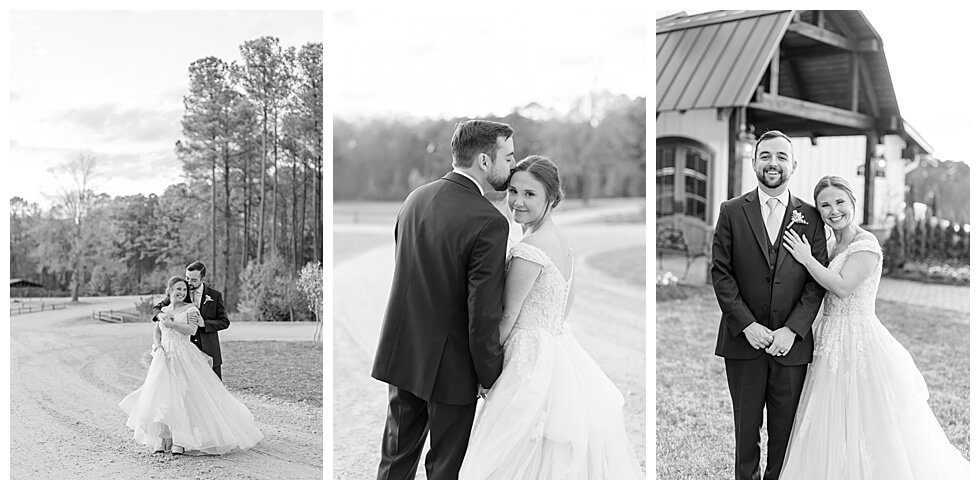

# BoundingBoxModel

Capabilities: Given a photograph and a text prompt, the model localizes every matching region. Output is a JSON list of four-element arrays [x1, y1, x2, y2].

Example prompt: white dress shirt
[[758, 187, 790, 243], [452, 168, 485, 196]]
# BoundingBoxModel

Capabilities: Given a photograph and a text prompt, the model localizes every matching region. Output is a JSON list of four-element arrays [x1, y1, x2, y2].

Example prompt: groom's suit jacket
[[152, 285, 230, 367], [372, 171, 508, 405], [712, 189, 828, 365]]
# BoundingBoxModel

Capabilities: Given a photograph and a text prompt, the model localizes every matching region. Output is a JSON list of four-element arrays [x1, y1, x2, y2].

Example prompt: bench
[[656, 220, 712, 280]]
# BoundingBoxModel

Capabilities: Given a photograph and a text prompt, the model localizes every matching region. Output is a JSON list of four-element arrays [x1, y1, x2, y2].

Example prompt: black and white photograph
[[8, 10, 323, 479], [655, 9, 971, 479], [331, 1, 647, 480]]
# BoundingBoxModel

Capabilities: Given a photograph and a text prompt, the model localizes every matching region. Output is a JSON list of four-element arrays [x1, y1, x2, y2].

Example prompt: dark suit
[[371, 171, 508, 480], [152, 284, 230, 379], [711, 189, 828, 479]]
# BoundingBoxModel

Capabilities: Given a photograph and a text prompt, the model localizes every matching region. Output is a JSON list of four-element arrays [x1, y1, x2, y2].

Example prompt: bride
[[119, 276, 263, 455], [779, 175, 969, 479], [458, 156, 643, 479]]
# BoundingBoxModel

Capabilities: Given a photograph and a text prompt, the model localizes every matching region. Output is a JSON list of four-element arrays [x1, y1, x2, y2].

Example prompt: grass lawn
[[587, 246, 646, 287], [222, 341, 323, 407], [656, 286, 970, 480]]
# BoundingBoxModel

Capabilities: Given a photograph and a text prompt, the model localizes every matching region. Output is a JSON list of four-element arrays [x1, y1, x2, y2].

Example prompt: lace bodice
[[821, 238, 882, 317], [159, 304, 204, 347], [506, 242, 573, 337]]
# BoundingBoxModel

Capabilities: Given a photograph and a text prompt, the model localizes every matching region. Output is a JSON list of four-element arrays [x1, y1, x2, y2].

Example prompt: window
[[655, 137, 713, 221]]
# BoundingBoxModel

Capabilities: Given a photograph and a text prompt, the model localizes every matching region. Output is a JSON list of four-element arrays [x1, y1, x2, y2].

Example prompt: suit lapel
[[741, 191, 772, 265], [774, 193, 803, 273]]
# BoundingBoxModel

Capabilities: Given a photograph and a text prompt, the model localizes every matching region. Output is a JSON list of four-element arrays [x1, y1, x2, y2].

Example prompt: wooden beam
[[770, 47, 780, 95], [787, 20, 854, 51], [748, 92, 874, 130], [863, 131, 879, 225], [851, 52, 860, 112], [857, 38, 880, 52]]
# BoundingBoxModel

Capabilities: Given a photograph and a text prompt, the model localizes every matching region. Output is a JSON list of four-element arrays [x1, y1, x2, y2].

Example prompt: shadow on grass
[[656, 286, 970, 480]]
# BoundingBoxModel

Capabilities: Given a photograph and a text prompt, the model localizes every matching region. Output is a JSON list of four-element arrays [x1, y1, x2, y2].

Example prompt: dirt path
[[10, 297, 322, 479], [333, 219, 646, 479]]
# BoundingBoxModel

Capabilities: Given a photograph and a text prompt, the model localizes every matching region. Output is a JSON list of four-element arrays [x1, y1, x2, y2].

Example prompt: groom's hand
[[765, 327, 796, 356], [742, 322, 774, 349]]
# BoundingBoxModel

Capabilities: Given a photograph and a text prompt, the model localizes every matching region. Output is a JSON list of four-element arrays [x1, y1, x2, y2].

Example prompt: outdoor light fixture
[[736, 130, 756, 160]]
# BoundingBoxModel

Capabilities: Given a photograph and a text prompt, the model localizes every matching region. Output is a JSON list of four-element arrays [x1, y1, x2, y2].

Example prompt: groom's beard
[[757, 166, 788, 189], [488, 175, 509, 192]]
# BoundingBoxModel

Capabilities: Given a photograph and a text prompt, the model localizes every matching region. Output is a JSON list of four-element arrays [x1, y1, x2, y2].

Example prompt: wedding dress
[[119, 303, 263, 454], [780, 238, 969, 479], [459, 242, 644, 479]]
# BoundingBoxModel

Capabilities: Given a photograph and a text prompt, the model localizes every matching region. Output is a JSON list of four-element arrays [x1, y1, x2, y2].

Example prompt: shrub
[[237, 254, 311, 321], [134, 296, 157, 319]]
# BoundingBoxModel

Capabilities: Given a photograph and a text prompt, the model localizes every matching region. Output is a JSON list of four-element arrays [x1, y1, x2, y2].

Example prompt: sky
[[331, 1, 646, 121], [656, 7, 979, 165], [8, 10, 322, 206]]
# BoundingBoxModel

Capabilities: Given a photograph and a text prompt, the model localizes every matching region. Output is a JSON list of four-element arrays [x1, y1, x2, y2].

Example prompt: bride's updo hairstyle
[[813, 175, 857, 206], [166, 275, 192, 304], [508, 155, 564, 232]]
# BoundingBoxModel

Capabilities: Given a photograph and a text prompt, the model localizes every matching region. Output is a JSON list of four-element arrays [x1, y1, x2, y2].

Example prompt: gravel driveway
[[10, 296, 323, 479]]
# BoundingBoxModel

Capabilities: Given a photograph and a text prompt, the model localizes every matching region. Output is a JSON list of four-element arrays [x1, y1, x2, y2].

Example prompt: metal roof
[[656, 10, 926, 151], [656, 10, 793, 112]]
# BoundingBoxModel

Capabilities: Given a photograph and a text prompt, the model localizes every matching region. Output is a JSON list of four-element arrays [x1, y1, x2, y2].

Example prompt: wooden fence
[[92, 310, 125, 323], [10, 303, 67, 315]]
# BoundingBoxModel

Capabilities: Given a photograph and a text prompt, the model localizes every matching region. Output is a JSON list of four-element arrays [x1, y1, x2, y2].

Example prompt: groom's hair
[[753, 129, 794, 159], [451, 120, 514, 169], [186, 260, 207, 278]]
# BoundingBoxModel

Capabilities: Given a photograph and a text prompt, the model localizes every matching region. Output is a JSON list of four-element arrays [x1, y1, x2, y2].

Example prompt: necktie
[[766, 197, 781, 244]]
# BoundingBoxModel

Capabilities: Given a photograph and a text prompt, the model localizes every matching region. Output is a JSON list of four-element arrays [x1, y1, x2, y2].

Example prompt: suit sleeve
[[202, 290, 231, 333], [151, 297, 171, 322], [467, 214, 508, 389], [710, 203, 757, 337], [784, 219, 829, 338]]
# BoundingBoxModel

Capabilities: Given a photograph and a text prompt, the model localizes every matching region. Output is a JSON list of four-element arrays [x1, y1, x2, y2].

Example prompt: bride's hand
[[782, 229, 813, 265]]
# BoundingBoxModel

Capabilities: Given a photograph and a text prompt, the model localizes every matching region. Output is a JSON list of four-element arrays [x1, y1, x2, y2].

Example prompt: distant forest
[[334, 92, 646, 202], [10, 36, 323, 314]]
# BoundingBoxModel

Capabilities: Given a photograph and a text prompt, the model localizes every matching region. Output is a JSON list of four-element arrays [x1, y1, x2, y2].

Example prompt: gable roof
[[657, 10, 793, 111], [656, 10, 927, 152]]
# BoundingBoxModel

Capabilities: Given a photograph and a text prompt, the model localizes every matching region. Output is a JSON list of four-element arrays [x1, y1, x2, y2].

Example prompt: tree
[[50, 152, 100, 302], [240, 36, 293, 264]]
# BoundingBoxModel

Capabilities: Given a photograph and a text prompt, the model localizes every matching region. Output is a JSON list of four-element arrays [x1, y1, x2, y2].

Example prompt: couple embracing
[[119, 261, 262, 456], [713, 130, 969, 479], [371, 120, 644, 480]]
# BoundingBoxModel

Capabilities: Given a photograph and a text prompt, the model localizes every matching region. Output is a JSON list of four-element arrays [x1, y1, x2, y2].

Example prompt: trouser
[[725, 356, 807, 480], [377, 385, 477, 480]]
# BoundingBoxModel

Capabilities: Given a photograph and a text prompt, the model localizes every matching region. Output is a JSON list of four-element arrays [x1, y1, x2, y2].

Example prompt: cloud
[[55, 103, 183, 145]]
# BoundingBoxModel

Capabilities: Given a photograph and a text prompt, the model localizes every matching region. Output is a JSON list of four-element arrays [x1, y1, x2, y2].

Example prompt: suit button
[[763, 304, 770, 312], [764, 276, 770, 283]]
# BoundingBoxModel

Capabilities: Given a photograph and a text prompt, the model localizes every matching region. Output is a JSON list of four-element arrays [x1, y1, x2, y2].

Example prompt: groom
[[371, 119, 514, 480], [711, 130, 828, 479], [152, 260, 230, 379]]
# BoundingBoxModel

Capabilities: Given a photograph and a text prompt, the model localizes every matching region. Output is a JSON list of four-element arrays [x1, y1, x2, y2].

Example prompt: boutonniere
[[787, 209, 808, 228], [204, 294, 213, 304]]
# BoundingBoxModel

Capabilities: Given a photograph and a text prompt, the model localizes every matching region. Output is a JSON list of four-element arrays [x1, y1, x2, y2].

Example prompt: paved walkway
[[657, 255, 970, 314]]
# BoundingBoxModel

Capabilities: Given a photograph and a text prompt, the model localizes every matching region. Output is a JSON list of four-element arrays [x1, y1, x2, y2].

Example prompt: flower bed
[[886, 260, 970, 286]]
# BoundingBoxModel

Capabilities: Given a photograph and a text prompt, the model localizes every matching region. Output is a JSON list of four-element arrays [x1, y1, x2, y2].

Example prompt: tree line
[[10, 36, 323, 314], [333, 93, 645, 202]]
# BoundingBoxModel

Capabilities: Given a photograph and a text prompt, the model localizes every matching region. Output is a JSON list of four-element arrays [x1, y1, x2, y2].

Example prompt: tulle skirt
[[119, 339, 263, 455], [459, 324, 644, 479], [780, 313, 969, 479]]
